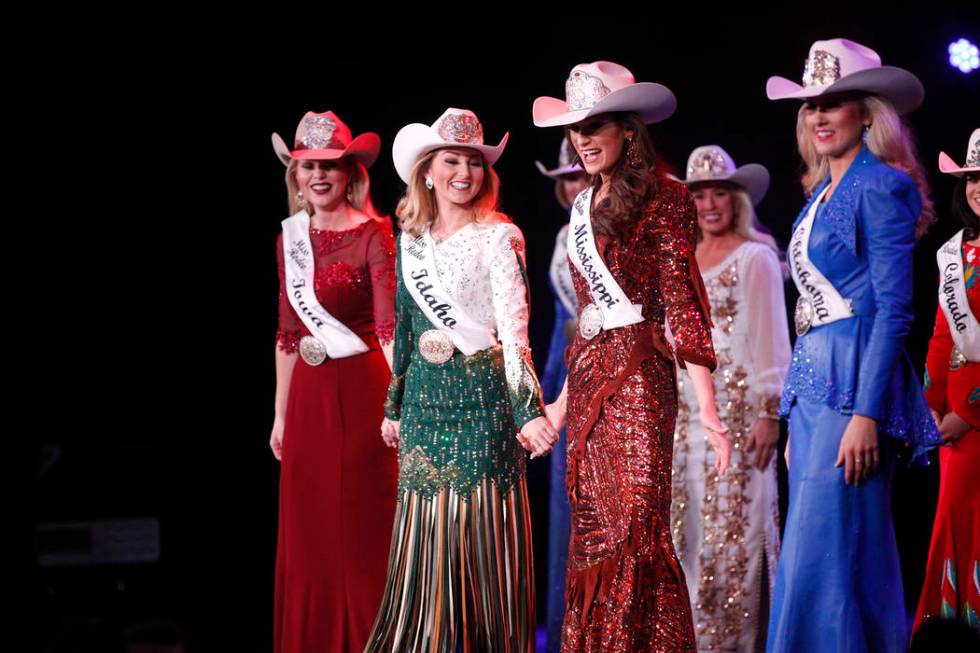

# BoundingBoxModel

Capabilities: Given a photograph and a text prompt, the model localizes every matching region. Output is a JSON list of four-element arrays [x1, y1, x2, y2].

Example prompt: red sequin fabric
[[562, 178, 715, 653], [276, 218, 397, 351]]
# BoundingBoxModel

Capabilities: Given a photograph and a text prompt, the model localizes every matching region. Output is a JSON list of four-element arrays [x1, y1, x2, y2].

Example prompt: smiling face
[[294, 158, 352, 212], [426, 148, 486, 207], [966, 172, 980, 217], [801, 94, 868, 162], [690, 183, 737, 236], [566, 114, 633, 176]]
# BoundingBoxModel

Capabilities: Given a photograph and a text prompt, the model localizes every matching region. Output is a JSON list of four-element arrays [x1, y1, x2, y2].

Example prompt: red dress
[[273, 219, 399, 653], [562, 179, 716, 653], [913, 240, 980, 635]]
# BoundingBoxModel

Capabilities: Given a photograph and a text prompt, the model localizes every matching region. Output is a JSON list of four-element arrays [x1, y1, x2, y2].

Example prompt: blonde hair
[[795, 95, 935, 238], [284, 158, 382, 218], [396, 148, 503, 237]]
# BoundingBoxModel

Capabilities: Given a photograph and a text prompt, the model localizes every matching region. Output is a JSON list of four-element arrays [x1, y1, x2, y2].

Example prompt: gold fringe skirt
[[365, 477, 536, 652]]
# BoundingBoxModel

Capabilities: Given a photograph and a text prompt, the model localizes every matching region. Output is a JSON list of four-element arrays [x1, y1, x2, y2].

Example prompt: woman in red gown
[[913, 128, 980, 636], [533, 62, 731, 653], [269, 110, 398, 653]]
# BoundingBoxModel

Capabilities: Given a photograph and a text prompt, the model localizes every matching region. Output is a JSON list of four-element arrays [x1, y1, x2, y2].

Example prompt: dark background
[[35, 8, 978, 651]]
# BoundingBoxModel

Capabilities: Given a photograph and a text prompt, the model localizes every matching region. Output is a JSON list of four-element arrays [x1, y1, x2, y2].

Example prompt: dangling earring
[[627, 138, 642, 167], [346, 185, 353, 203], [425, 177, 434, 190], [861, 125, 870, 144], [296, 191, 308, 208]]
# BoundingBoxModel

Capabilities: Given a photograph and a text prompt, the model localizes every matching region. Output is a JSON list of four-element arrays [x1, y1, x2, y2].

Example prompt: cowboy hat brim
[[532, 82, 677, 127], [535, 160, 585, 178], [682, 163, 771, 206], [938, 151, 980, 177], [392, 123, 509, 184], [271, 132, 381, 168], [766, 66, 924, 115]]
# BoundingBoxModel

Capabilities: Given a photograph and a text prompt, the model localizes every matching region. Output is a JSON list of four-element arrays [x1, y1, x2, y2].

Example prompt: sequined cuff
[[757, 394, 781, 421], [375, 319, 395, 346], [385, 373, 404, 420], [504, 344, 546, 428], [276, 329, 302, 354]]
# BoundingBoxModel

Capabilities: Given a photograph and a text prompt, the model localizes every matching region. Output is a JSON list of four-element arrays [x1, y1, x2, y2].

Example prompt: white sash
[[937, 229, 980, 361], [788, 187, 854, 328], [400, 229, 497, 356], [566, 187, 644, 329], [549, 224, 578, 316], [281, 211, 370, 358]]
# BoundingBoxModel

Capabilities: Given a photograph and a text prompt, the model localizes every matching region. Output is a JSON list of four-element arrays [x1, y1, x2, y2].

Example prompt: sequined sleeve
[[647, 189, 716, 370], [486, 223, 546, 428], [742, 244, 791, 418], [366, 219, 397, 345], [385, 244, 414, 421], [275, 233, 304, 354]]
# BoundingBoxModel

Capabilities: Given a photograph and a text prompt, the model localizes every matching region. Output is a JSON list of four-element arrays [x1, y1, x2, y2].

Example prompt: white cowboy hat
[[533, 61, 677, 128], [766, 38, 924, 115], [391, 108, 509, 184], [938, 128, 980, 176], [535, 137, 584, 178], [681, 145, 770, 206], [271, 110, 380, 167]]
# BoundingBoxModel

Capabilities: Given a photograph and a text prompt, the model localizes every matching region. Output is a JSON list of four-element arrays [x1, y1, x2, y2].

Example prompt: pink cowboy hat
[[766, 38, 924, 115], [533, 61, 676, 128], [271, 110, 381, 167], [938, 128, 980, 176], [391, 108, 509, 184]]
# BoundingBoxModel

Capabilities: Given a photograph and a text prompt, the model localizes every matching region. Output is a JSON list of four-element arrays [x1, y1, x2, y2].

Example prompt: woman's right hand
[[381, 418, 401, 448], [270, 416, 285, 461], [699, 408, 731, 474]]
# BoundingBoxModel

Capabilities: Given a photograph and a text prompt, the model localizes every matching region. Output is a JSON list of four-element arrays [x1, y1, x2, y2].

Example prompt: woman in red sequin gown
[[269, 111, 398, 653], [533, 62, 731, 653]]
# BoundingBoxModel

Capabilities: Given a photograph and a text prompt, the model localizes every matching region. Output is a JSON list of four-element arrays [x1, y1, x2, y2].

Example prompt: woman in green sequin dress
[[365, 108, 557, 652]]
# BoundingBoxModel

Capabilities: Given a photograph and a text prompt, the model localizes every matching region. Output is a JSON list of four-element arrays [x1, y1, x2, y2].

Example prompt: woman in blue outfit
[[535, 138, 589, 652], [764, 38, 941, 652]]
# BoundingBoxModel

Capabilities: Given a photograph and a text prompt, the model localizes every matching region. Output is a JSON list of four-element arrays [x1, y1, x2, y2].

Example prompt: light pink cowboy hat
[[391, 108, 509, 184], [938, 128, 980, 176], [271, 110, 381, 167], [532, 61, 677, 128], [535, 137, 584, 178], [766, 38, 924, 115]]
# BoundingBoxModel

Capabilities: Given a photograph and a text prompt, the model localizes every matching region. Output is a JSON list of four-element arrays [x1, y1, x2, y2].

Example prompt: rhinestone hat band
[[802, 50, 841, 87], [436, 113, 484, 145], [687, 149, 732, 181], [300, 114, 340, 149], [565, 70, 611, 111]]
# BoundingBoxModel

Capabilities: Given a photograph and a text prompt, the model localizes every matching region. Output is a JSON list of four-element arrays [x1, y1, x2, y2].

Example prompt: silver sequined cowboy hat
[[766, 38, 924, 115], [681, 145, 770, 206], [391, 108, 509, 184]]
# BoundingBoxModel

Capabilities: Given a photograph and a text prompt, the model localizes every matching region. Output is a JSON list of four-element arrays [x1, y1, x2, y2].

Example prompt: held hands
[[745, 418, 779, 470], [700, 407, 731, 474], [835, 414, 879, 485], [270, 415, 285, 461], [517, 416, 559, 459], [939, 411, 970, 445], [380, 418, 401, 449]]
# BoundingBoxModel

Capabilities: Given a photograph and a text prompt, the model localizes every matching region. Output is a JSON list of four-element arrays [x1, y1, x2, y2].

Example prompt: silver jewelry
[[425, 177, 434, 190]]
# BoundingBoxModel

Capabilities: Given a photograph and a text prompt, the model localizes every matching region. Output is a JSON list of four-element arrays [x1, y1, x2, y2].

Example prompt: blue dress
[[767, 146, 941, 653], [542, 223, 577, 652]]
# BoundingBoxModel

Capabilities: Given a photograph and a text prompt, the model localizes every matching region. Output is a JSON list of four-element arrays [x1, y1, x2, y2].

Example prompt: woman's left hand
[[745, 418, 779, 470], [939, 411, 971, 445], [835, 414, 879, 485], [518, 416, 559, 459], [699, 408, 731, 474]]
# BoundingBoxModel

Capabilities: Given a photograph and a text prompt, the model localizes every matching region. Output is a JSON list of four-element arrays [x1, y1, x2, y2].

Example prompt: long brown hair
[[565, 111, 660, 242]]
